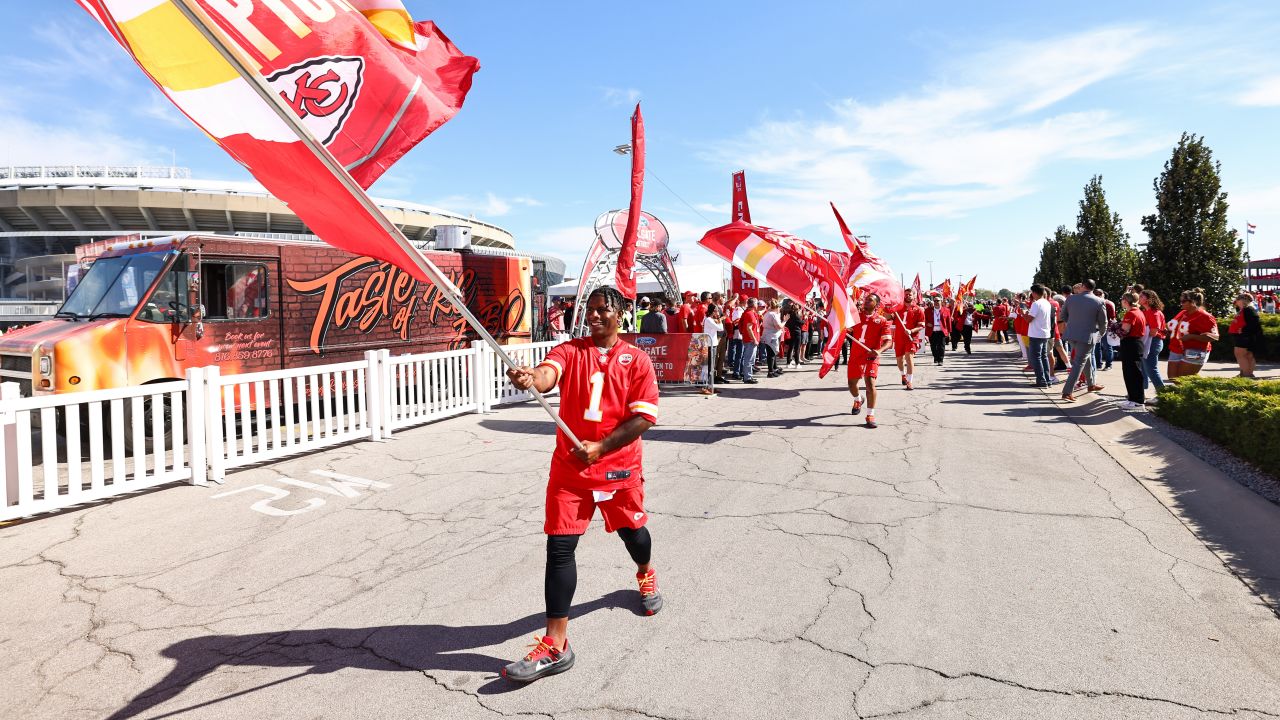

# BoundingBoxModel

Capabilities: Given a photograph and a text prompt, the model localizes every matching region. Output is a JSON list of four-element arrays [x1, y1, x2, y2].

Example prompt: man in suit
[[924, 297, 952, 365], [1056, 279, 1108, 402]]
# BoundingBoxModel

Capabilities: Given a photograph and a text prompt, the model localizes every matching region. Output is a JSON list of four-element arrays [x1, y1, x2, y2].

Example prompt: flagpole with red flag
[[615, 104, 645, 298], [166, 0, 584, 449]]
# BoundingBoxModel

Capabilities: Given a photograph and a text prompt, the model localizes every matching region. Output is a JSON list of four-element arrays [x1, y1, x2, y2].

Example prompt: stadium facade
[[0, 165, 562, 326]]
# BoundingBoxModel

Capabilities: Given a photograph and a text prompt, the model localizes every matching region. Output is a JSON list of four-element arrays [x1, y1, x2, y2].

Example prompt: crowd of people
[[545, 280, 1271, 422], [982, 281, 1268, 410]]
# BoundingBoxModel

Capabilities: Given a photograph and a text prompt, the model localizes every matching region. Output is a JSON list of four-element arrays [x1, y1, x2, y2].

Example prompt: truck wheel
[[119, 386, 182, 452]]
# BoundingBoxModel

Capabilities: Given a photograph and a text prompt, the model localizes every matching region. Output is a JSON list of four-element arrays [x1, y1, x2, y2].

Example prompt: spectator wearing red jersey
[[502, 287, 662, 682], [676, 292, 696, 333], [893, 288, 926, 389], [1166, 288, 1219, 379], [692, 292, 710, 333], [1230, 292, 1264, 379], [738, 299, 763, 383], [1013, 299, 1032, 366], [991, 299, 1010, 343], [847, 293, 894, 428], [1117, 292, 1148, 410], [1139, 289, 1167, 393]]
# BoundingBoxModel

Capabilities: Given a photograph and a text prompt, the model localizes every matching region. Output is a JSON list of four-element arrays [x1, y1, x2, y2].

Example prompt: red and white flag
[[831, 203, 903, 312], [730, 171, 758, 298], [911, 273, 922, 299], [615, 104, 645, 298], [76, 0, 479, 281], [698, 221, 856, 378]]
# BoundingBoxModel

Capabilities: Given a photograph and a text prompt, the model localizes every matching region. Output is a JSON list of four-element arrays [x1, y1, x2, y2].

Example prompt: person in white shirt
[[1027, 284, 1054, 388], [702, 304, 724, 345]]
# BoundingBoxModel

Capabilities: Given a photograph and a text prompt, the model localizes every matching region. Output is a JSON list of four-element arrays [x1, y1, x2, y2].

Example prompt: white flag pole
[[169, 0, 583, 449]]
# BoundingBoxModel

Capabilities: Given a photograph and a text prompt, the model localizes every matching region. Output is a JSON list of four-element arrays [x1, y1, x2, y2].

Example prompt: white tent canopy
[[549, 263, 727, 298]]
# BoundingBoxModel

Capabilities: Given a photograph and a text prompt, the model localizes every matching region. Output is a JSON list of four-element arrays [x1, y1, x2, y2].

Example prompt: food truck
[[0, 234, 534, 398]]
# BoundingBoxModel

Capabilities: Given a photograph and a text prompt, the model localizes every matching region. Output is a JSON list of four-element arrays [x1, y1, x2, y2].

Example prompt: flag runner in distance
[[615, 104, 645, 299], [80, 0, 583, 448], [696, 221, 857, 378], [830, 203, 904, 312]]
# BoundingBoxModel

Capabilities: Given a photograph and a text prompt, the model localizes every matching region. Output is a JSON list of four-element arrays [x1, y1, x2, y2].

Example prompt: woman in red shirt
[[1166, 288, 1219, 379], [1138, 290, 1167, 392], [992, 300, 1010, 343], [1118, 292, 1147, 409]]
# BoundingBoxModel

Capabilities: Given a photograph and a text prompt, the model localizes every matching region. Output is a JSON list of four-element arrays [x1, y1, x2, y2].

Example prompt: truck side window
[[202, 263, 269, 321], [137, 256, 190, 324]]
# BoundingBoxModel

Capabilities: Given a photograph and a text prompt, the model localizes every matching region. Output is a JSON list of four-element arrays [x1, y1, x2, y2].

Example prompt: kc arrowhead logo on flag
[[268, 56, 364, 143]]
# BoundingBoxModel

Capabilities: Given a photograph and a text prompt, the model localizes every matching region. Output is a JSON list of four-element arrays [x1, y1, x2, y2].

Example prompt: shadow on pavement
[[479, 419, 750, 444], [105, 590, 639, 719], [709, 386, 801, 401], [715, 414, 850, 429]]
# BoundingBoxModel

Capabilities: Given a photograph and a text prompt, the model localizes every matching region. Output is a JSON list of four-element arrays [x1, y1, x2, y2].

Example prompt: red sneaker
[[637, 568, 663, 615]]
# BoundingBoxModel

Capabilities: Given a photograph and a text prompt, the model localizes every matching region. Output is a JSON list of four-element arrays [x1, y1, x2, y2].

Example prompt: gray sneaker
[[501, 636, 574, 682], [637, 569, 663, 616]]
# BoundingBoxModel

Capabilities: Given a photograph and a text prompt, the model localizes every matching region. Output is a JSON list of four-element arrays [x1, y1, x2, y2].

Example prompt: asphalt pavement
[[3, 338, 1279, 719]]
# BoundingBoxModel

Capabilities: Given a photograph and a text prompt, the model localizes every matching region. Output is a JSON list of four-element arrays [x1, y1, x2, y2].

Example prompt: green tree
[[1073, 175, 1137, 298], [1033, 225, 1078, 291], [1140, 133, 1244, 315], [997, 288, 1013, 299]]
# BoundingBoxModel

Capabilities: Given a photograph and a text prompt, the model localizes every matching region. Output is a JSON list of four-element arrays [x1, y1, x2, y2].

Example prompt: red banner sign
[[621, 332, 713, 385]]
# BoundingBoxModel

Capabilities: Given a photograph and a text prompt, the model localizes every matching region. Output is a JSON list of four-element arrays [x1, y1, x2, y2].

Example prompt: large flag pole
[[169, 0, 583, 449]]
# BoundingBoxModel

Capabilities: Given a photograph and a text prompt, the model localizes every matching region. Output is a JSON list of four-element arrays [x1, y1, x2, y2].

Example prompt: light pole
[[927, 260, 934, 288]]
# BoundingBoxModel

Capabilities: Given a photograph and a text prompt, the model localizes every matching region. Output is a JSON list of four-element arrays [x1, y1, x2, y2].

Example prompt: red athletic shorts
[[847, 356, 879, 380], [545, 482, 648, 535], [893, 334, 918, 358]]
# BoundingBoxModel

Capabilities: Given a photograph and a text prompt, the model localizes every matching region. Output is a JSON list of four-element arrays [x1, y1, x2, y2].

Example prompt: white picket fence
[[0, 340, 560, 522]]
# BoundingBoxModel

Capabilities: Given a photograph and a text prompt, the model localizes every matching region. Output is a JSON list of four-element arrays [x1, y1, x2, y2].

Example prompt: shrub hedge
[[1209, 313, 1280, 362], [1153, 377, 1280, 476]]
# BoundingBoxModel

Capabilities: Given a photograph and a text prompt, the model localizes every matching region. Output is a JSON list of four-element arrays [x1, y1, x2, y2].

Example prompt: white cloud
[[703, 26, 1167, 232], [0, 115, 168, 166], [602, 87, 642, 107], [1236, 75, 1280, 106], [426, 192, 541, 218]]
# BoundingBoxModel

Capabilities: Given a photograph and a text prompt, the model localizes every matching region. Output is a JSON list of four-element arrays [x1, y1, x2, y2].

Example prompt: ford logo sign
[[636, 336, 658, 346]]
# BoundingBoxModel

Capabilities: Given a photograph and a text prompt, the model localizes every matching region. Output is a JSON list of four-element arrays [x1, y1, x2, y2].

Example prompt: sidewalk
[[2, 340, 1279, 719]]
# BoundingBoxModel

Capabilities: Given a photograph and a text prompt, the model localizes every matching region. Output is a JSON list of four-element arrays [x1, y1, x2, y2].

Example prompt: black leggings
[[545, 527, 652, 618]]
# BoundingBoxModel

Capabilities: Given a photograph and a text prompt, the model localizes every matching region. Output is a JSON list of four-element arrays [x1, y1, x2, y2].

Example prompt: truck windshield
[[57, 251, 172, 320]]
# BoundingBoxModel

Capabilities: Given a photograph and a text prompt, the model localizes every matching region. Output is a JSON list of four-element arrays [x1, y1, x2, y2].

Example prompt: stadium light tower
[[927, 260, 934, 287], [613, 144, 632, 156]]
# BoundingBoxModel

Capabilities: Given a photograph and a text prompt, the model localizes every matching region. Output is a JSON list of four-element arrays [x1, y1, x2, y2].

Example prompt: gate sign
[[598, 210, 669, 256], [621, 332, 713, 385]]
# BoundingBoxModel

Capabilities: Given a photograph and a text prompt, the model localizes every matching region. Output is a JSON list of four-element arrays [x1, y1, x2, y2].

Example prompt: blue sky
[[2, 1, 1278, 292]]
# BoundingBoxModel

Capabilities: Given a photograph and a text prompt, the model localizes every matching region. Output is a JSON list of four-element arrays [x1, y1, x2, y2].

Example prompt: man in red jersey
[[893, 288, 926, 390], [502, 286, 662, 683], [676, 291, 696, 333], [848, 293, 894, 428]]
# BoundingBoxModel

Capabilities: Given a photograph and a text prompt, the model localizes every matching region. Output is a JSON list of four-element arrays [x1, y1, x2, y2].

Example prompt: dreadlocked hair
[[588, 286, 629, 315]]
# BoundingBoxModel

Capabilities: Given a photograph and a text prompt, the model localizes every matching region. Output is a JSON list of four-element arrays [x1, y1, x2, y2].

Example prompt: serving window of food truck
[[201, 262, 270, 321]]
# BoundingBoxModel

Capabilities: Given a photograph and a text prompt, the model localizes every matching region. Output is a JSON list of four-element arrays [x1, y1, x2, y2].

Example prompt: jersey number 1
[[584, 371, 605, 422]]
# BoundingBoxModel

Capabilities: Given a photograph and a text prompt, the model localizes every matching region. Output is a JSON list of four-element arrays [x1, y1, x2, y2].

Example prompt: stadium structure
[[0, 165, 563, 326]]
